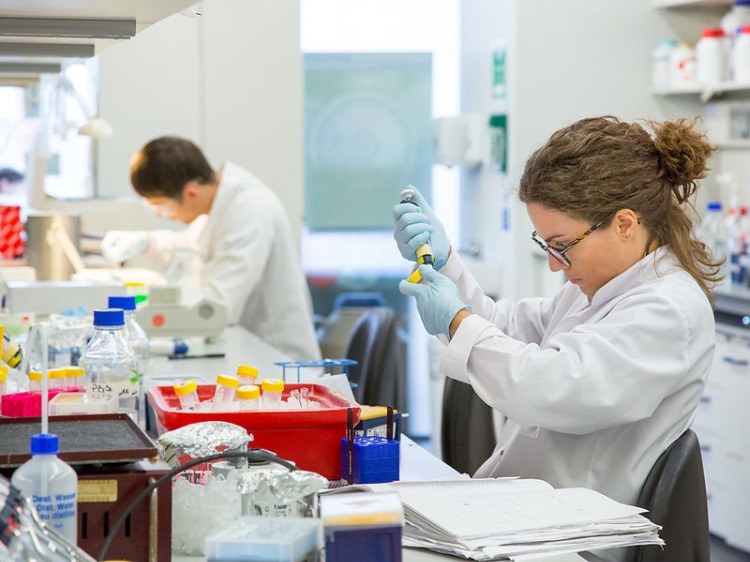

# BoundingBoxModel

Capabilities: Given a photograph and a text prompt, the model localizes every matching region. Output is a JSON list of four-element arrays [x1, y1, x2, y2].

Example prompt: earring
[[626, 233, 633, 240]]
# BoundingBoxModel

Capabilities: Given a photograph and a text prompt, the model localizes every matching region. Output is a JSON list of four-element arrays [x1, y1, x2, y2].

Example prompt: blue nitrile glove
[[392, 186, 451, 269], [399, 265, 470, 338]]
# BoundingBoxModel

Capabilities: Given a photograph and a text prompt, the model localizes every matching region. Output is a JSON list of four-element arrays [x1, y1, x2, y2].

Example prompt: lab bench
[[150, 328, 585, 562], [693, 285, 750, 553]]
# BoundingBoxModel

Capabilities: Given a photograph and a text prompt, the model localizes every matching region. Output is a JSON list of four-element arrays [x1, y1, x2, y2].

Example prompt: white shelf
[[653, 82, 750, 101], [716, 140, 750, 149], [653, 0, 731, 7]]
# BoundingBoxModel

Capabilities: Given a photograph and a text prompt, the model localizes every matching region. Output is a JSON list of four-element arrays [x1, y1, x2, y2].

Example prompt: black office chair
[[628, 429, 711, 562], [342, 307, 396, 405], [441, 378, 496, 475]]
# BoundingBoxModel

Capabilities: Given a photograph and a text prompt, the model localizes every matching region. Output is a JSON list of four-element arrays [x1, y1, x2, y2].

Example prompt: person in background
[[393, 116, 718, 562], [101, 136, 321, 361]]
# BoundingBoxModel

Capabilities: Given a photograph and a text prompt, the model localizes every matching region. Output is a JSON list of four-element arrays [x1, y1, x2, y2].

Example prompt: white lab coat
[[439, 248, 714, 562], [148, 162, 321, 361]]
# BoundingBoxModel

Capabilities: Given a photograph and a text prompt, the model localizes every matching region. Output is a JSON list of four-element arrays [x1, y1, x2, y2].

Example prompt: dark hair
[[130, 136, 215, 199], [519, 115, 719, 303]]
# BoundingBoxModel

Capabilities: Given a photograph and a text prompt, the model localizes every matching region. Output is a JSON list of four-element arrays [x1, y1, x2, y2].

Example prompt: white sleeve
[[197, 207, 272, 324], [440, 251, 556, 345], [439, 292, 691, 435]]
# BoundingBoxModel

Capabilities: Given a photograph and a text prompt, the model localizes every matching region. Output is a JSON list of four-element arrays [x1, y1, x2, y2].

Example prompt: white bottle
[[721, 0, 750, 41], [79, 308, 138, 420], [734, 25, 750, 82], [670, 43, 697, 88], [109, 296, 150, 425], [652, 39, 677, 90], [11, 433, 78, 545], [697, 201, 728, 276], [697, 28, 728, 84]]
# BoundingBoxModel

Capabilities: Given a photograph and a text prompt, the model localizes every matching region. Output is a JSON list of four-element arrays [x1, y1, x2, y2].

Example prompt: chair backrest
[[441, 378, 496, 474], [629, 429, 710, 562], [342, 307, 396, 405]]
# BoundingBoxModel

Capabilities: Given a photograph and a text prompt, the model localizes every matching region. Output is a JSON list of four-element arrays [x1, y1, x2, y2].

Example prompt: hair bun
[[650, 118, 715, 203]]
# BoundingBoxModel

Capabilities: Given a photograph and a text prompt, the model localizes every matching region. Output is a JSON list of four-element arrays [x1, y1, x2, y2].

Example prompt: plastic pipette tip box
[[0, 388, 83, 418], [341, 435, 399, 484], [320, 491, 403, 562], [204, 515, 321, 562]]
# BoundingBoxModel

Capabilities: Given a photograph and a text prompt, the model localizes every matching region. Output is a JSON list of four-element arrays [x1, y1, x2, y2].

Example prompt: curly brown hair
[[519, 115, 720, 303]]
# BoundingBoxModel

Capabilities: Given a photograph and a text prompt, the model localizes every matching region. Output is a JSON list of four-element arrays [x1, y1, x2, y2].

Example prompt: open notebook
[[322, 477, 662, 561]]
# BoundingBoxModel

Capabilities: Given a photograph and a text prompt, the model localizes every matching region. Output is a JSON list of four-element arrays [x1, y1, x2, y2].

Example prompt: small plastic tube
[[66, 366, 86, 389], [48, 367, 67, 389], [300, 387, 310, 409], [236, 364, 260, 387], [28, 370, 43, 392], [237, 384, 261, 411], [213, 374, 240, 411], [174, 379, 200, 412], [0, 364, 7, 395], [261, 378, 284, 409]]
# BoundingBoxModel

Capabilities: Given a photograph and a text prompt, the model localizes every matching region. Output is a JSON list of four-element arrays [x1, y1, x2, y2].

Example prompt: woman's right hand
[[392, 186, 451, 269]]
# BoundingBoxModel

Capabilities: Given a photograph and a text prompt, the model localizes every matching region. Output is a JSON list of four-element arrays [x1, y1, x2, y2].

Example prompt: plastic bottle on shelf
[[11, 433, 77, 544], [212, 374, 239, 411], [261, 378, 284, 409], [727, 206, 749, 286], [79, 308, 138, 420], [722, 0, 750, 41], [108, 295, 150, 426], [697, 28, 728, 84], [236, 365, 259, 387], [669, 43, 697, 88], [174, 379, 201, 412], [237, 384, 261, 411], [734, 25, 750, 82], [697, 201, 728, 276], [652, 39, 677, 90]]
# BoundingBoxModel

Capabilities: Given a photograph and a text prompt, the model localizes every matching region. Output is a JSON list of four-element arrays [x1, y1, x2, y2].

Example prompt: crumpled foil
[[157, 421, 252, 468], [238, 469, 328, 517]]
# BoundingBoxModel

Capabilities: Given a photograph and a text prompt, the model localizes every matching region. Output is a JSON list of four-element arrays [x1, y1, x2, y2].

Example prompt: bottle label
[[32, 492, 77, 532], [88, 378, 139, 401]]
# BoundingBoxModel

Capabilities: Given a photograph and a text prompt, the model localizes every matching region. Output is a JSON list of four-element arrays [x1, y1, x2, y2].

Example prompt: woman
[[394, 116, 719, 561]]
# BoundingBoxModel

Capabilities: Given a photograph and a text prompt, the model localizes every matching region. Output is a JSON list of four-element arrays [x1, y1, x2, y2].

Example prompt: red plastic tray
[[148, 383, 359, 480]]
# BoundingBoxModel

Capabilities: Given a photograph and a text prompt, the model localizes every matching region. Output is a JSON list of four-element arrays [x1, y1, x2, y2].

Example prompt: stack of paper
[[350, 478, 663, 561]]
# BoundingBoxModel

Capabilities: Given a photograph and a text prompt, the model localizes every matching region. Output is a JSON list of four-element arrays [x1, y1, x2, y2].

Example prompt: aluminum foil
[[238, 469, 328, 518], [157, 421, 252, 468]]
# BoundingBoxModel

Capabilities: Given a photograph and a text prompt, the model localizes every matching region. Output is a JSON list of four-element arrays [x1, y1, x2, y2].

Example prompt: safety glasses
[[531, 220, 604, 269]]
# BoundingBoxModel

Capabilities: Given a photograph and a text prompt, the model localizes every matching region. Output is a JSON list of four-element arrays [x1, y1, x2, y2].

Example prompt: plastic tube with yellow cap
[[212, 374, 239, 411], [261, 378, 285, 409], [236, 364, 260, 387]]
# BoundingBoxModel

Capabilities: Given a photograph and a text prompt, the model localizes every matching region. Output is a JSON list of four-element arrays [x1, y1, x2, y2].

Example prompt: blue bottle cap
[[108, 295, 137, 311], [93, 308, 125, 327], [30, 433, 59, 455], [707, 201, 723, 211]]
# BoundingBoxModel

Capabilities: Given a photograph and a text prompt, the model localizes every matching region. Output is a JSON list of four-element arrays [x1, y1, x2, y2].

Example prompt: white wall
[[88, 0, 304, 245]]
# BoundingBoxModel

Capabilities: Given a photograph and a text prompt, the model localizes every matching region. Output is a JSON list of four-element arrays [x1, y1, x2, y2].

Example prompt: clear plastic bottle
[[237, 384, 261, 411], [696, 28, 728, 84], [174, 379, 200, 411], [697, 201, 728, 277], [213, 374, 239, 411], [735, 25, 750, 82], [236, 364, 259, 387], [79, 308, 138, 420], [652, 39, 677, 90], [261, 378, 284, 409], [11, 433, 78, 544], [109, 296, 150, 426]]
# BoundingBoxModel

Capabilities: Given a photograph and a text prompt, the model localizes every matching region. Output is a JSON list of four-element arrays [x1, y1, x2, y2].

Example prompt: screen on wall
[[304, 52, 432, 229]]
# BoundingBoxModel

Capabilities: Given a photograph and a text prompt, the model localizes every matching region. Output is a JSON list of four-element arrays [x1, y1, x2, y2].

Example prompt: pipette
[[399, 187, 434, 283]]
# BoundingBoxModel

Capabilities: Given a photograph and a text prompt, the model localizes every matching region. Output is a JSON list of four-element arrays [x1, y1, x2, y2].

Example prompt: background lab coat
[[148, 162, 321, 361], [438, 248, 714, 560]]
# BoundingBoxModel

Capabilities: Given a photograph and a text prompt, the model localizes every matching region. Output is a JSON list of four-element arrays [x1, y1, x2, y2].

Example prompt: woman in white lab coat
[[394, 116, 719, 560], [102, 137, 321, 361]]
